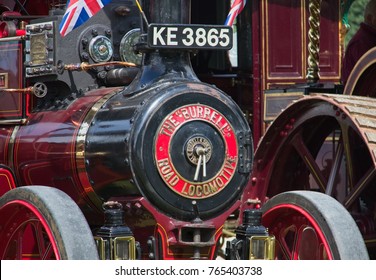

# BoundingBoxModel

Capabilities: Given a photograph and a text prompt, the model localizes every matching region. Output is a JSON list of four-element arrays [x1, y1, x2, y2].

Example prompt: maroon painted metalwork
[[343, 46, 376, 96], [251, 0, 262, 145], [248, 94, 376, 258], [0, 40, 26, 121], [0, 167, 16, 196], [0, 199, 60, 259], [0, 186, 98, 260], [262, 191, 368, 260], [0, 0, 371, 260], [113, 196, 241, 260], [258, 0, 342, 137], [264, 203, 332, 260], [261, 0, 341, 87], [0, 0, 253, 260], [11, 88, 120, 225]]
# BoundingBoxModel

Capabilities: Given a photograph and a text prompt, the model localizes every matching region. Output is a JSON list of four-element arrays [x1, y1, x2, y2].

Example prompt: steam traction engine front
[[0, 0, 369, 260], [0, 0, 253, 259]]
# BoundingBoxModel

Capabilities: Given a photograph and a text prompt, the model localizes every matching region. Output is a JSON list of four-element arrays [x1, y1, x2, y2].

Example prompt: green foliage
[[345, 0, 369, 46]]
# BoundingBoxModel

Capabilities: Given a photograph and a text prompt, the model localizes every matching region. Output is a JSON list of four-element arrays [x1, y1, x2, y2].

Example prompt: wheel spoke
[[255, 95, 376, 258], [33, 221, 55, 260], [296, 226, 321, 259], [3, 217, 56, 260], [0, 187, 99, 260], [262, 191, 369, 260], [326, 134, 344, 196], [344, 167, 376, 209], [34, 222, 47, 258], [340, 125, 355, 192], [42, 243, 54, 260], [291, 132, 327, 191], [16, 226, 24, 259], [5, 210, 32, 259], [281, 224, 326, 260], [0, 207, 53, 260], [279, 227, 295, 260]]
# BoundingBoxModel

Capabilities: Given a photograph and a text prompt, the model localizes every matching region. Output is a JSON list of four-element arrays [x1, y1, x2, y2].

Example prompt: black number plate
[[147, 24, 233, 50]]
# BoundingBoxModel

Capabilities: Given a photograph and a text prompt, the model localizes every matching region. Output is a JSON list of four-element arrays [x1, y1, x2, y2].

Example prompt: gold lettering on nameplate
[[155, 104, 238, 199], [156, 155, 237, 199], [158, 105, 232, 137]]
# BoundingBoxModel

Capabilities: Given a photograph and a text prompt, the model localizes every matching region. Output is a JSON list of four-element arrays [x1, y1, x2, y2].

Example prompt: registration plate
[[147, 24, 233, 50]]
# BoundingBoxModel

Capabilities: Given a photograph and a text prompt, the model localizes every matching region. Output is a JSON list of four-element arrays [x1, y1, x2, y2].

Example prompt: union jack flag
[[225, 0, 247, 26], [59, 0, 112, 36]]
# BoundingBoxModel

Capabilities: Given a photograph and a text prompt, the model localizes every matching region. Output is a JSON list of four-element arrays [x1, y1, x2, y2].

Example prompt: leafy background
[[345, 0, 369, 46]]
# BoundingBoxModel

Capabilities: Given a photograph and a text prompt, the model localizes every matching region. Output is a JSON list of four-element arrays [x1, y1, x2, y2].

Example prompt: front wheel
[[0, 186, 99, 260], [262, 191, 368, 260]]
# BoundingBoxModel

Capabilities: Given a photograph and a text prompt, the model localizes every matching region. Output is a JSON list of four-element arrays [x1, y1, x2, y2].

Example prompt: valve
[[31, 82, 48, 98], [0, 82, 48, 98]]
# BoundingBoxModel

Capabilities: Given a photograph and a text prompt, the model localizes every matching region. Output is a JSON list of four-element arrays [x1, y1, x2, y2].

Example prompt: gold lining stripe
[[8, 126, 20, 172], [76, 89, 121, 210], [304, 155, 325, 191]]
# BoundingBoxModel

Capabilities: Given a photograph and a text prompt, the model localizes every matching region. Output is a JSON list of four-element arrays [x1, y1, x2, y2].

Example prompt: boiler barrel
[[85, 80, 252, 221]]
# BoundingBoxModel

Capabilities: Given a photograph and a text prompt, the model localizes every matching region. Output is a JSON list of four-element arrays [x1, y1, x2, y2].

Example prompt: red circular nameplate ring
[[155, 104, 238, 199]]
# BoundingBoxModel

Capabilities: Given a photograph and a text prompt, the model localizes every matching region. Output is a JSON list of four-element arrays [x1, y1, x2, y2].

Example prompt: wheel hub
[[185, 136, 212, 165], [185, 136, 212, 181]]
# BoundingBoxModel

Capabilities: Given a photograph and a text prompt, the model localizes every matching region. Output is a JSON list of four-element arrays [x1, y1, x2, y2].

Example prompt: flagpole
[[135, 0, 149, 26]]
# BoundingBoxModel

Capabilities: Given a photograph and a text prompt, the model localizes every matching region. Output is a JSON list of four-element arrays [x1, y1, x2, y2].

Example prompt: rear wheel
[[252, 94, 376, 257], [343, 46, 376, 96], [262, 191, 369, 260], [0, 186, 99, 260]]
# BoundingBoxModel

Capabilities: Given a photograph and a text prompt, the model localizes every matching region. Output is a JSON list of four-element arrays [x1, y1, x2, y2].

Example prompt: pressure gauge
[[88, 35, 113, 63], [119, 29, 142, 65]]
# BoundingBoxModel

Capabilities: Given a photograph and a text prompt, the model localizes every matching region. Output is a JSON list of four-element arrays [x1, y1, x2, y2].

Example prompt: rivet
[[251, 177, 257, 186]]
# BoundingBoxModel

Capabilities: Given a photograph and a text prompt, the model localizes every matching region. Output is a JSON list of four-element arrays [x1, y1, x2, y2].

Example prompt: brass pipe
[[0, 87, 33, 93], [64, 61, 137, 72]]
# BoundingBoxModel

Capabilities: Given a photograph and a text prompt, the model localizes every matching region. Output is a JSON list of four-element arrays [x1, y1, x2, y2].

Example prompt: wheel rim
[[263, 204, 332, 260], [0, 200, 60, 260], [252, 94, 376, 257], [343, 46, 376, 96]]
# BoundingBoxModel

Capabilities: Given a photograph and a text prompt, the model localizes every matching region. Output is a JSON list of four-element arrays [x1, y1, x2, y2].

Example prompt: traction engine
[[0, 0, 369, 260], [0, 0, 253, 260]]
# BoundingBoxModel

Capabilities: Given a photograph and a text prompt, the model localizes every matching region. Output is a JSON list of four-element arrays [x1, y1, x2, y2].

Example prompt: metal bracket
[[237, 131, 253, 174]]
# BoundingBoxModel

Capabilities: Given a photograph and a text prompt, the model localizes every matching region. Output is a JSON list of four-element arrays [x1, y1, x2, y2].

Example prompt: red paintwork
[[0, 0, 350, 260], [113, 196, 241, 260], [0, 199, 60, 259], [261, 0, 341, 87], [2, 84, 238, 259], [262, 203, 333, 260], [251, 1, 262, 145], [0, 40, 24, 120], [10, 88, 119, 225], [251, 0, 342, 142], [14, 0, 49, 15], [237, 0, 343, 213], [0, 167, 16, 196], [1, 0, 49, 15], [155, 104, 238, 199]]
